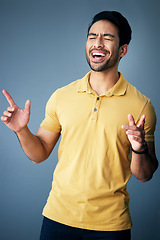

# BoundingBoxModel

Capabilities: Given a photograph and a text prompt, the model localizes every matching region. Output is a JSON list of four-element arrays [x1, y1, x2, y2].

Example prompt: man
[[1, 11, 158, 240]]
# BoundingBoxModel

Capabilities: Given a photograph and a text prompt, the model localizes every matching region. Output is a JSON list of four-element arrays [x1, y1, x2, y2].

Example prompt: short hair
[[87, 11, 132, 47]]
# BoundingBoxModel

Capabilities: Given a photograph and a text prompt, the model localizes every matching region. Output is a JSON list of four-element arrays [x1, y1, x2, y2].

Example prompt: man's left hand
[[122, 114, 146, 151]]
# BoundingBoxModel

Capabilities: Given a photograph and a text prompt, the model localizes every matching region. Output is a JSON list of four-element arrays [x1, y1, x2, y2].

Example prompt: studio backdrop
[[0, 0, 159, 240]]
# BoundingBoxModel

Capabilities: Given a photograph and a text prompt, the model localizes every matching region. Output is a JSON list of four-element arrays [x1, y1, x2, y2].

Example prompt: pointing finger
[[137, 115, 145, 128], [121, 114, 136, 130], [2, 90, 16, 107], [128, 114, 135, 126]]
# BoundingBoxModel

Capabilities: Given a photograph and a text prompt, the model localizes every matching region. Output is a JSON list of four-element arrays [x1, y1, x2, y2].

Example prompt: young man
[[1, 11, 158, 240]]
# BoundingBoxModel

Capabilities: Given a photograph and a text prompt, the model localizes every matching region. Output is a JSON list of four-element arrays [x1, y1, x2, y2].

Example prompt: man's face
[[86, 20, 121, 72]]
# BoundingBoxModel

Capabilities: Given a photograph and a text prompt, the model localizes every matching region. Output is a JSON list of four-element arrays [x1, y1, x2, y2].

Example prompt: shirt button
[[97, 97, 100, 100], [94, 108, 97, 111]]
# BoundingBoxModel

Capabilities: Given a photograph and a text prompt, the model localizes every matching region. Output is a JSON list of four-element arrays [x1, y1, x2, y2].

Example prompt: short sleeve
[[40, 90, 61, 133], [141, 100, 156, 142]]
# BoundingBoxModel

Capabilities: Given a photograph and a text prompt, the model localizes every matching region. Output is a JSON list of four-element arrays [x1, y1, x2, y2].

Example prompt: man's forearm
[[15, 126, 48, 163], [130, 152, 158, 182]]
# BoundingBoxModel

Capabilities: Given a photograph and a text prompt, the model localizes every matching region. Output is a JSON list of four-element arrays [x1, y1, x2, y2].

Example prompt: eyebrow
[[88, 33, 115, 38]]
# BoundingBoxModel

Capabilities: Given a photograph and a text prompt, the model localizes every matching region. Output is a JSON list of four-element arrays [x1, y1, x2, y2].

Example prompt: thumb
[[24, 100, 31, 114]]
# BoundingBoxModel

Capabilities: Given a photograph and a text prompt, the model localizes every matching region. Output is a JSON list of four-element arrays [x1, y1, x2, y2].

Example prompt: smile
[[92, 52, 106, 57], [90, 50, 109, 62]]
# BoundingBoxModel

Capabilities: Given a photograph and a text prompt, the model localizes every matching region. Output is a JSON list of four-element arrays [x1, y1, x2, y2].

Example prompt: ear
[[119, 44, 129, 58]]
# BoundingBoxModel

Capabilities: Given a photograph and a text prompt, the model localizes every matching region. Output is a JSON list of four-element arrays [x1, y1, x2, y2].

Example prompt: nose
[[94, 35, 104, 48]]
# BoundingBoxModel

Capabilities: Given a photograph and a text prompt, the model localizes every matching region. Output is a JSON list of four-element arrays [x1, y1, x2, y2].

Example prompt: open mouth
[[90, 50, 108, 62]]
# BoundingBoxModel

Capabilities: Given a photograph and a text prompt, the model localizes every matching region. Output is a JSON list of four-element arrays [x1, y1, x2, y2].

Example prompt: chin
[[91, 67, 106, 72], [90, 63, 109, 72]]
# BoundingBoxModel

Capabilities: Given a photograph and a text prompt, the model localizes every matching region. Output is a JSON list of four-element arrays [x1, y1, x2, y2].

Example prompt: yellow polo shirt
[[40, 72, 156, 231]]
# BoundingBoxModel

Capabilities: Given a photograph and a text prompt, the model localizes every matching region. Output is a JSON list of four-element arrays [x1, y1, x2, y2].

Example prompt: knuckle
[[137, 131, 141, 137]]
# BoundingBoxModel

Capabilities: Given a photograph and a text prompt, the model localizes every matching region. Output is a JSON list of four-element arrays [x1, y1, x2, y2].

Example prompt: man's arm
[[1, 90, 60, 163], [130, 141, 158, 182], [15, 126, 60, 163], [122, 114, 158, 182]]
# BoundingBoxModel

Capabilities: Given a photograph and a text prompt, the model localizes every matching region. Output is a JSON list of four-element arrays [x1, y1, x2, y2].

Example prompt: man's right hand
[[1, 90, 31, 133]]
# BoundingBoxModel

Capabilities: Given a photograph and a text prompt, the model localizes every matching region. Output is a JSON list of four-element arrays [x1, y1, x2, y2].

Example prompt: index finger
[[137, 115, 145, 128], [128, 114, 136, 126], [2, 90, 16, 106]]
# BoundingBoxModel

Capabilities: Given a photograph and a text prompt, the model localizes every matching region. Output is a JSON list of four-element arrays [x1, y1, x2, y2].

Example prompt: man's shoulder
[[47, 78, 84, 104], [58, 79, 80, 93], [55, 73, 88, 95], [126, 80, 150, 103]]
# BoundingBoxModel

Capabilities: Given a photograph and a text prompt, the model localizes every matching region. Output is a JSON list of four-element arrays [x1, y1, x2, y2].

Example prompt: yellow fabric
[[40, 72, 156, 231]]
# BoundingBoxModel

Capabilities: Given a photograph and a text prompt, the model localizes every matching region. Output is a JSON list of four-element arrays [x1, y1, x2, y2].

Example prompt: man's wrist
[[131, 140, 148, 154]]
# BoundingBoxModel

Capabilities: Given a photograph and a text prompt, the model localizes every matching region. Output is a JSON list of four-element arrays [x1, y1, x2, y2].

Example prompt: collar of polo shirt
[[77, 71, 128, 97]]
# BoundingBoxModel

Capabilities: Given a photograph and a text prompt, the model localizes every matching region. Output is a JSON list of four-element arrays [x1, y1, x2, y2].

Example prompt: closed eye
[[89, 37, 96, 40], [104, 38, 112, 41]]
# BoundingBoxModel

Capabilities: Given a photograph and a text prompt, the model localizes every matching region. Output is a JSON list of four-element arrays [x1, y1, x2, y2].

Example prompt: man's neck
[[89, 69, 120, 96]]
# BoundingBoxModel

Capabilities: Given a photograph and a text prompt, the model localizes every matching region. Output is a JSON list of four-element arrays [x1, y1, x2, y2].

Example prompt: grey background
[[0, 0, 160, 239]]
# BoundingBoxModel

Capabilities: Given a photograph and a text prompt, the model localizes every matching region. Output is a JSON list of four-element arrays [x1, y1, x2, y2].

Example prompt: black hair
[[87, 11, 132, 47]]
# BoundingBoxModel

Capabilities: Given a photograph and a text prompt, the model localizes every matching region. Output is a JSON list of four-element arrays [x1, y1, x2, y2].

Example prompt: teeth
[[92, 52, 106, 57]]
